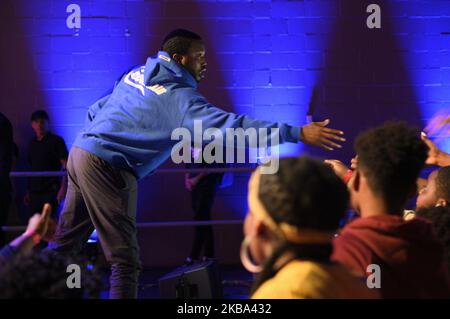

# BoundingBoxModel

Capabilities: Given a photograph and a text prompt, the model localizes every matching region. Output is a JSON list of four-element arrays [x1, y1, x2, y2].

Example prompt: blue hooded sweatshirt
[[73, 51, 300, 179]]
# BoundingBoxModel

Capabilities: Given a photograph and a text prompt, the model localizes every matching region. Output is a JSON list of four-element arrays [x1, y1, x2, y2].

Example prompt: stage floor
[[98, 264, 253, 299]]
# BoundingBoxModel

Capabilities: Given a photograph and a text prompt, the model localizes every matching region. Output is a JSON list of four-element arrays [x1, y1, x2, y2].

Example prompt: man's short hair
[[31, 110, 49, 122], [161, 29, 202, 57], [355, 121, 428, 213], [436, 166, 450, 203]]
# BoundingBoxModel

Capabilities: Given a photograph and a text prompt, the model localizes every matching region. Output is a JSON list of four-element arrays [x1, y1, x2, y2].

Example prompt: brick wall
[[1, 0, 449, 267]]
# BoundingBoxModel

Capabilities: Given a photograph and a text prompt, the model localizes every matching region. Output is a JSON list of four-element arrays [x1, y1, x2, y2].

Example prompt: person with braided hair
[[240, 157, 378, 298]]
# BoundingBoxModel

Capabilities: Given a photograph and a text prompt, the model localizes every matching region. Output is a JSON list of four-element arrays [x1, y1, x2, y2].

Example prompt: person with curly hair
[[325, 134, 450, 220], [331, 122, 450, 298], [416, 166, 450, 210], [241, 157, 378, 298]]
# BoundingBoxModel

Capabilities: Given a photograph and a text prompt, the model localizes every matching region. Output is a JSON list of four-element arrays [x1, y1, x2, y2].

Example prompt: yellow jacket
[[252, 260, 379, 299]]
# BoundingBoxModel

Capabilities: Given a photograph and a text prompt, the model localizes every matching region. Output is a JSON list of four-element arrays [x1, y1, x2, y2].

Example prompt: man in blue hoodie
[[48, 29, 346, 299]]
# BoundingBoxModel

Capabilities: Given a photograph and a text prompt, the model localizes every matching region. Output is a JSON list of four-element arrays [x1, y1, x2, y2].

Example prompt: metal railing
[[10, 166, 255, 177], [2, 167, 251, 232], [2, 219, 244, 232]]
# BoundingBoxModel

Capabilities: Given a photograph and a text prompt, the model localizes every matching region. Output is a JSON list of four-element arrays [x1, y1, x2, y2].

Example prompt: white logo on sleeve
[[158, 54, 171, 62], [124, 67, 167, 96]]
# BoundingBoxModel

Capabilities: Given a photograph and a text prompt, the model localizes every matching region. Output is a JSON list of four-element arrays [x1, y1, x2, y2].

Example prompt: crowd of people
[[0, 29, 449, 299], [1, 119, 449, 299], [241, 122, 450, 299]]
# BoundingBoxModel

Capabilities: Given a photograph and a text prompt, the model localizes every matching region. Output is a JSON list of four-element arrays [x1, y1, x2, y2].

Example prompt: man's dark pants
[[49, 146, 141, 299], [190, 176, 221, 259]]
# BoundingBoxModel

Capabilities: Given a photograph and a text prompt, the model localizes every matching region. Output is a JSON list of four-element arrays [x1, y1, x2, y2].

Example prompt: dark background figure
[[0, 112, 19, 247], [184, 146, 225, 264], [24, 110, 68, 219]]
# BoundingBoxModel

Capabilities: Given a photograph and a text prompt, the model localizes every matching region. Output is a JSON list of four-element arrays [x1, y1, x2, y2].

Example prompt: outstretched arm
[[183, 95, 346, 150], [301, 119, 345, 150]]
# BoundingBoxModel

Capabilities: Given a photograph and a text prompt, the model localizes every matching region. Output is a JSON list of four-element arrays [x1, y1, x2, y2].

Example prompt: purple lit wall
[[1, 0, 449, 267]]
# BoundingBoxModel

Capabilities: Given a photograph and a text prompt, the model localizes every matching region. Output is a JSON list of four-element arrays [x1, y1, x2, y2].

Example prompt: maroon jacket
[[332, 215, 450, 298]]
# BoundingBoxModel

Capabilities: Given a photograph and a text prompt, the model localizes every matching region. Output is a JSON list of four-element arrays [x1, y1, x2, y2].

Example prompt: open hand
[[324, 159, 349, 179], [300, 119, 346, 151], [421, 132, 449, 166], [25, 203, 53, 240]]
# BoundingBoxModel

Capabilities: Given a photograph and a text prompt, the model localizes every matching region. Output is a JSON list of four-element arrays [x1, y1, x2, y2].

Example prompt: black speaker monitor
[[158, 259, 223, 299]]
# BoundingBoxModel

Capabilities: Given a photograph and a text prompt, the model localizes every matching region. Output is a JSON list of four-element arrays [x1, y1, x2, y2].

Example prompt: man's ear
[[172, 53, 184, 64], [254, 219, 272, 240], [352, 170, 361, 192], [253, 218, 264, 236]]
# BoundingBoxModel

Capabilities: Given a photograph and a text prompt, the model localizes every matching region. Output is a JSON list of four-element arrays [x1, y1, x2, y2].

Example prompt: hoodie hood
[[143, 51, 198, 89], [340, 215, 443, 265]]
